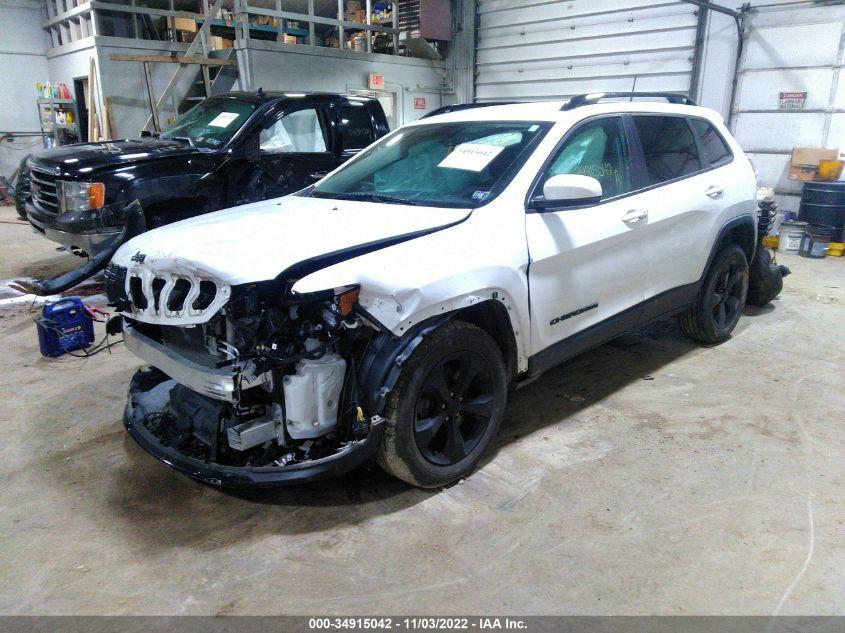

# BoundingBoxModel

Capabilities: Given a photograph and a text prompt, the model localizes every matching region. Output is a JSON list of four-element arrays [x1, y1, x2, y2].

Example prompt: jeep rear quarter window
[[689, 118, 733, 168], [340, 103, 376, 151], [633, 116, 702, 185]]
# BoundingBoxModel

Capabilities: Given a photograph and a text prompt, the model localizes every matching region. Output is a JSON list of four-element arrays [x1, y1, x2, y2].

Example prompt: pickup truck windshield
[[160, 97, 258, 149], [312, 121, 550, 207]]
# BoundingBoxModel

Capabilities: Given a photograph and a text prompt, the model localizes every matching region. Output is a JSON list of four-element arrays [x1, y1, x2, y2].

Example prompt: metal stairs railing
[[143, 0, 238, 129], [177, 48, 238, 115]]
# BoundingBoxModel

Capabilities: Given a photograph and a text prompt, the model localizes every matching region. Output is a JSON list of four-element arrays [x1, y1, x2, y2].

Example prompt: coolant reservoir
[[282, 352, 347, 439]]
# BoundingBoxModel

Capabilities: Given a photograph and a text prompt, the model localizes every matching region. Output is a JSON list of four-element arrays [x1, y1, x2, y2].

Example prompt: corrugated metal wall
[[474, 0, 701, 102], [731, 4, 845, 212]]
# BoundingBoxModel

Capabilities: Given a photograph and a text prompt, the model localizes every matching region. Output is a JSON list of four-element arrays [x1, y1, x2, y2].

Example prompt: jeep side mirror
[[531, 174, 602, 211]]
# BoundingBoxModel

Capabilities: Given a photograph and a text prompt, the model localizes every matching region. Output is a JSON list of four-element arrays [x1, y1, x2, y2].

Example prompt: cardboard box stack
[[789, 148, 842, 181]]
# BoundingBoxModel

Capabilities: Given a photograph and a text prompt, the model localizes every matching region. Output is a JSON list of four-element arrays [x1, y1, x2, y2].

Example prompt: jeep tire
[[681, 244, 749, 345], [377, 320, 507, 488]]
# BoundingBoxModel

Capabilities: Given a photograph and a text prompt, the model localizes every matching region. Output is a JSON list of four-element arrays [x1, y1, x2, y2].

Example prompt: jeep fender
[[358, 316, 449, 414], [703, 213, 757, 279], [296, 273, 530, 374]]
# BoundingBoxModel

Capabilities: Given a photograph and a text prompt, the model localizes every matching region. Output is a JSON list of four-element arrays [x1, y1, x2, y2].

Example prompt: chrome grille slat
[[30, 175, 57, 188], [30, 169, 60, 215]]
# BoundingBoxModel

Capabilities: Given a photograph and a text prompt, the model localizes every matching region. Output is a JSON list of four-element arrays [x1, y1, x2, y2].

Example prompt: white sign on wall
[[778, 91, 807, 110]]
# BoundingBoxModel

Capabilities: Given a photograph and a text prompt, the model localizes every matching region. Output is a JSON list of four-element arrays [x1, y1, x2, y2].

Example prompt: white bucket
[[778, 220, 808, 253]]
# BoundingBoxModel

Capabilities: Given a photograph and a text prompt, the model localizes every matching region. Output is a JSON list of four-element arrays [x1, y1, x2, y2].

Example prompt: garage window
[[633, 116, 702, 185]]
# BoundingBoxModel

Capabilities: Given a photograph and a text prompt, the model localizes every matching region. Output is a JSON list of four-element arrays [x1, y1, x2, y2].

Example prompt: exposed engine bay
[[121, 279, 382, 471]]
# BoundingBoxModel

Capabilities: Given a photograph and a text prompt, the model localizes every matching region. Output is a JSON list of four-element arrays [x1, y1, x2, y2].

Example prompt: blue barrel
[[799, 181, 845, 242]]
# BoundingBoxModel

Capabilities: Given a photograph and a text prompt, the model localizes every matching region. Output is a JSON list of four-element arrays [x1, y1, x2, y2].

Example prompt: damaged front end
[[111, 271, 387, 487]]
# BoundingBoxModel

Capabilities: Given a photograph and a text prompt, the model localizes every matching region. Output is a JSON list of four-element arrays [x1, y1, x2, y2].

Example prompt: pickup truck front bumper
[[27, 199, 125, 256], [21, 200, 146, 297]]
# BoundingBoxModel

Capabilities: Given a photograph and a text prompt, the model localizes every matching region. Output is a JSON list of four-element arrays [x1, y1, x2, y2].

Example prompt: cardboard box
[[209, 36, 233, 49], [789, 147, 840, 181], [172, 17, 198, 32]]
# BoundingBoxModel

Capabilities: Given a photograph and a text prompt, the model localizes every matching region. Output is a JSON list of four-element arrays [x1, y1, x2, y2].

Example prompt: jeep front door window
[[544, 118, 633, 199]]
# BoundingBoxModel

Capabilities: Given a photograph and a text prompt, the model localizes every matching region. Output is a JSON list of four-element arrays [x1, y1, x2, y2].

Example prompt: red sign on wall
[[414, 97, 426, 109], [368, 73, 385, 90]]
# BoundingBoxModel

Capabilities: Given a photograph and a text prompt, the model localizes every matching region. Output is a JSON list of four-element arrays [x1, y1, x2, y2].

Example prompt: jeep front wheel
[[377, 321, 507, 488]]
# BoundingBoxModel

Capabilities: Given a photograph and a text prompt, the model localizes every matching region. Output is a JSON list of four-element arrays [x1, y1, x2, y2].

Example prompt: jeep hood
[[112, 195, 471, 286]]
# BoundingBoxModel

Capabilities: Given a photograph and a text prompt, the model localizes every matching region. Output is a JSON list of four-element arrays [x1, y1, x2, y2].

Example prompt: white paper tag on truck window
[[208, 112, 240, 128], [438, 143, 505, 172]]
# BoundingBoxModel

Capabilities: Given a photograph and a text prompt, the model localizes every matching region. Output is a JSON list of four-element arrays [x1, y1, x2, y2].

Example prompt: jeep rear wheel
[[377, 321, 507, 488], [681, 244, 748, 344]]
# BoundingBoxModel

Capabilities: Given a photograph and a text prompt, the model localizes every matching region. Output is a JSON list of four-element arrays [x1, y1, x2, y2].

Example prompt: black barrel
[[799, 181, 845, 242]]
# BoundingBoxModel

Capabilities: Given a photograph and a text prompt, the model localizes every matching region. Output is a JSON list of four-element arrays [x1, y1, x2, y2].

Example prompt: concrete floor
[[0, 204, 843, 616]]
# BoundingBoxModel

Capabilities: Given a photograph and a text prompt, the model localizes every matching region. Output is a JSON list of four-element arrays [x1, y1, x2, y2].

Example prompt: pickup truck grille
[[29, 168, 60, 216]]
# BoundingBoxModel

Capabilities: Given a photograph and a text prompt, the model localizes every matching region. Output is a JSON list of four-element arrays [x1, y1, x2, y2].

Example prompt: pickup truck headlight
[[58, 181, 105, 213]]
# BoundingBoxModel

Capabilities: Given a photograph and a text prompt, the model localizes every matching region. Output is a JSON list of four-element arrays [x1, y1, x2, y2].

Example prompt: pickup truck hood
[[31, 138, 197, 176], [112, 195, 471, 286]]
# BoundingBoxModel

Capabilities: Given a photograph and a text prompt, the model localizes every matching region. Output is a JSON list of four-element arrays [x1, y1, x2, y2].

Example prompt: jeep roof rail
[[561, 92, 696, 111], [421, 102, 518, 119]]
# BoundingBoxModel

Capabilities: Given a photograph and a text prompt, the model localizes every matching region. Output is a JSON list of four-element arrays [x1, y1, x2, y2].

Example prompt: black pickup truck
[[23, 92, 389, 262]]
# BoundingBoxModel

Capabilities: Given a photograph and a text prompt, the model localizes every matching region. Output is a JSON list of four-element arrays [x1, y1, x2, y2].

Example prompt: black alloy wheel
[[681, 244, 749, 344], [711, 260, 745, 329], [413, 351, 497, 466], [377, 320, 507, 488]]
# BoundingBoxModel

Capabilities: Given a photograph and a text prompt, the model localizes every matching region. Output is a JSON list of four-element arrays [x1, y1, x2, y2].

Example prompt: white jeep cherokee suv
[[106, 92, 756, 488]]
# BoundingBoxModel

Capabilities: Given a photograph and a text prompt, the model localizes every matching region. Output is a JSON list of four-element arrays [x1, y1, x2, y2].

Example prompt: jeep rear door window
[[544, 117, 632, 199], [340, 102, 376, 151], [260, 108, 328, 153], [312, 121, 550, 207], [160, 97, 257, 149], [689, 118, 733, 168], [633, 116, 702, 185]]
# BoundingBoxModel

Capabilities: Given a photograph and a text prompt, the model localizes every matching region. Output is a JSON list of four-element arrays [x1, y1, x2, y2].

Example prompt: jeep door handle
[[310, 171, 328, 180], [622, 209, 648, 222], [705, 185, 724, 198]]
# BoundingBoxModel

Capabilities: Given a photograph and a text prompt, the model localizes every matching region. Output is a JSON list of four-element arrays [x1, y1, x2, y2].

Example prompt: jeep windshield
[[312, 121, 551, 208], [160, 96, 258, 149]]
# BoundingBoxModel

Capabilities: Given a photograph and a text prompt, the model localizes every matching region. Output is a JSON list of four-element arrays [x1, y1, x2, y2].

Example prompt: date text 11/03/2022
[[308, 618, 528, 630]]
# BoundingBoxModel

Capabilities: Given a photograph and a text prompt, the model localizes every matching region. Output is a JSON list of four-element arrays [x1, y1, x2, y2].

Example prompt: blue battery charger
[[35, 297, 95, 358]]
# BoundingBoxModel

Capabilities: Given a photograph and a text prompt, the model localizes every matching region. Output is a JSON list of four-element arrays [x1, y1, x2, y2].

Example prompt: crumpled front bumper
[[123, 369, 386, 488]]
